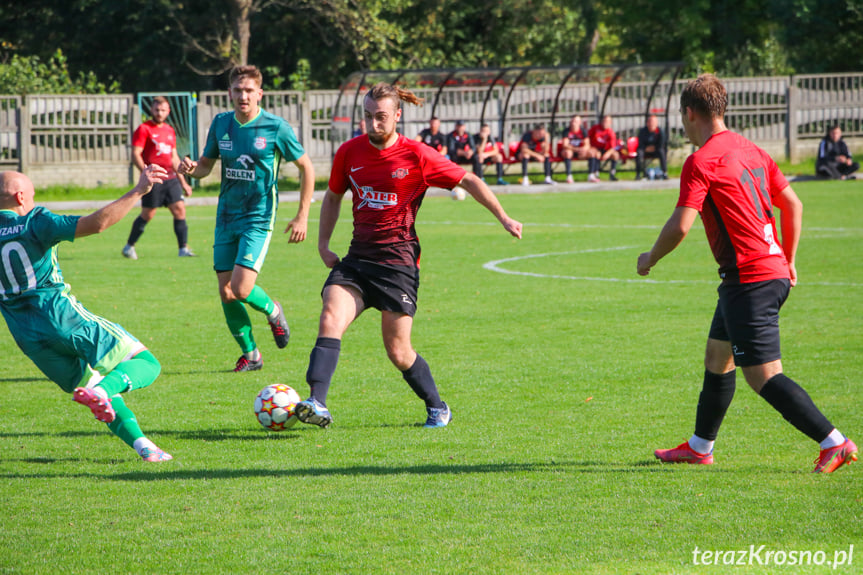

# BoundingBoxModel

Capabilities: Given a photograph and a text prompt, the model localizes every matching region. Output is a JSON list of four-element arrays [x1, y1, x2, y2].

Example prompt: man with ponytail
[[0, 166, 173, 462], [637, 74, 856, 473], [295, 82, 523, 429]]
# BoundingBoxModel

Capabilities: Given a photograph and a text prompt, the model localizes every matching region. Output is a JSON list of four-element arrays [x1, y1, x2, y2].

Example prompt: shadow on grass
[[0, 459, 734, 481], [0, 428, 297, 442]]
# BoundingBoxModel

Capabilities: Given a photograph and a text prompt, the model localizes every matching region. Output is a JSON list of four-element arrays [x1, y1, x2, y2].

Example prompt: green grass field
[[1, 180, 861, 574]]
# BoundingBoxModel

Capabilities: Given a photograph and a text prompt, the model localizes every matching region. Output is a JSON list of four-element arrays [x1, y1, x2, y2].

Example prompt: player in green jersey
[[178, 65, 315, 372], [0, 166, 173, 462]]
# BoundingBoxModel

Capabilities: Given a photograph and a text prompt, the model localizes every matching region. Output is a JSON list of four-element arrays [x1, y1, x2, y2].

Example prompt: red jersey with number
[[131, 120, 178, 178], [329, 134, 466, 266], [589, 124, 617, 151], [677, 130, 790, 284]]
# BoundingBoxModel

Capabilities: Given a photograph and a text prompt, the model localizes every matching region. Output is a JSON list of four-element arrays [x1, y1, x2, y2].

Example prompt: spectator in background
[[559, 114, 600, 184], [447, 120, 481, 177], [352, 118, 367, 138], [589, 115, 621, 181], [415, 116, 447, 156], [817, 125, 859, 180], [475, 123, 507, 186], [518, 123, 553, 186], [636, 114, 669, 180]]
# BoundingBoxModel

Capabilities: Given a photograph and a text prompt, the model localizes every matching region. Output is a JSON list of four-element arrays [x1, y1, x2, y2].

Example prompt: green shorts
[[213, 224, 273, 273], [4, 291, 144, 393]]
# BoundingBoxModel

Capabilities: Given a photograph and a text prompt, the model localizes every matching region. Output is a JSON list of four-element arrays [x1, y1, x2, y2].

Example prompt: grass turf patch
[[1, 180, 860, 574]]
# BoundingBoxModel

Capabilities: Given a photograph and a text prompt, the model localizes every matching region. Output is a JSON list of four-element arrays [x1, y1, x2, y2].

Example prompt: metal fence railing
[[2, 71, 861, 187]]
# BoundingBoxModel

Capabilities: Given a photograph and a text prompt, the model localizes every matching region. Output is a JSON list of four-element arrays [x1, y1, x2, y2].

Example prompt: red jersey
[[562, 127, 587, 147], [677, 130, 790, 284], [131, 120, 178, 178], [329, 134, 466, 266], [588, 124, 617, 151]]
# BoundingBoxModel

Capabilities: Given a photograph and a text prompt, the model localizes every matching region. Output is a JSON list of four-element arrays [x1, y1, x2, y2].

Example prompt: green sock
[[222, 300, 256, 353], [106, 395, 145, 449], [96, 351, 161, 397], [240, 285, 275, 316]]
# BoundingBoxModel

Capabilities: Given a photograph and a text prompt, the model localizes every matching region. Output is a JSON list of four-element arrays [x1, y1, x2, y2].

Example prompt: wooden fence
[[1, 72, 860, 188]]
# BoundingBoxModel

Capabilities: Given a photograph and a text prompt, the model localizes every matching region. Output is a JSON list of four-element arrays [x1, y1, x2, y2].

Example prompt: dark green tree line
[[0, 0, 860, 94]]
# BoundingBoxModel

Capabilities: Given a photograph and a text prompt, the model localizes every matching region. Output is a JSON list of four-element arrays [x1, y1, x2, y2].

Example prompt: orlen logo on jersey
[[350, 174, 396, 210], [226, 155, 256, 182]]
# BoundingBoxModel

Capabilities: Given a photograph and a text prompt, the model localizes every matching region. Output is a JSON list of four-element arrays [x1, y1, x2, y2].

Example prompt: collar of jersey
[[234, 109, 262, 128]]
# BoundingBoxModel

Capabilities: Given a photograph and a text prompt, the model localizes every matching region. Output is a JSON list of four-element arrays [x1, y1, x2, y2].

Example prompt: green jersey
[[1, 207, 143, 391], [203, 109, 305, 229], [0, 207, 79, 310]]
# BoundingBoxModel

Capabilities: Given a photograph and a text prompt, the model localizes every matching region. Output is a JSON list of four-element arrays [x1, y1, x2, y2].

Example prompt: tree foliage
[[0, 0, 860, 94], [0, 50, 119, 95]]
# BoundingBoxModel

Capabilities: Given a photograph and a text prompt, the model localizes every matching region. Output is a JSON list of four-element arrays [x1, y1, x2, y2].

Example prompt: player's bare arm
[[171, 148, 193, 196], [773, 184, 803, 286], [317, 189, 344, 268], [284, 153, 316, 243], [131, 146, 148, 172], [178, 155, 216, 180], [76, 165, 167, 238], [637, 206, 699, 276], [458, 173, 523, 239]]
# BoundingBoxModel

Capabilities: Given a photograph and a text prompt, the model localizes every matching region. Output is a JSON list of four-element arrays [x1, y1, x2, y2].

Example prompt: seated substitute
[[352, 118, 367, 138], [588, 115, 621, 181], [559, 114, 600, 183], [415, 116, 448, 156], [475, 123, 507, 185], [446, 120, 481, 177], [518, 123, 553, 186], [816, 124, 859, 180], [636, 114, 668, 180]]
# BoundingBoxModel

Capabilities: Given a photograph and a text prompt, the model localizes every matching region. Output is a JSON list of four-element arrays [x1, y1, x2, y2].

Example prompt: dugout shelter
[[331, 63, 685, 163]]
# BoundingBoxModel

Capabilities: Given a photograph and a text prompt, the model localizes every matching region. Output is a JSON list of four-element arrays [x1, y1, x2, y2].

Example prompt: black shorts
[[708, 278, 790, 367], [141, 177, 184, 209], [324, 256, 420, 316]]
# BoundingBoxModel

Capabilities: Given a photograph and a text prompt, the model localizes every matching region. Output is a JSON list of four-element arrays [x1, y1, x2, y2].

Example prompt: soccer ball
[[451, 187, 467, 200], [253, 384, 302, 431]]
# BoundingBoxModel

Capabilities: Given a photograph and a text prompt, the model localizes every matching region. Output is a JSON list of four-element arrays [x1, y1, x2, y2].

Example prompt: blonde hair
[[681, 74, 727, 119]]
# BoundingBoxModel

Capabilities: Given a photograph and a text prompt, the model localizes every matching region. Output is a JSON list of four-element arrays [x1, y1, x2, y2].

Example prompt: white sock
[[688, 434, 714, 455], [819, 428, 845, 449], [133, 437, 157, 456], [267, 303, 281, 322], [91, 386, 110, 401], [243, 348, 261, 361]]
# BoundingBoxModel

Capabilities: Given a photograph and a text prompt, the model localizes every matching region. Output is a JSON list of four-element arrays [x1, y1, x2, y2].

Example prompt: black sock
[[127, 216, 148, 245], [610, 159, 618, 174], [759, 373, 834, 443], [173, 219, 188, 248], [521, 158, 528, 178], [588, 158, 597, 173], [401, 354, 443, 408], [564, 158, 572, 176], [305, 337, 341, 406], [544, 158, 551, 177], [496, 162, 504, 179], [694, 370, 736, 441]]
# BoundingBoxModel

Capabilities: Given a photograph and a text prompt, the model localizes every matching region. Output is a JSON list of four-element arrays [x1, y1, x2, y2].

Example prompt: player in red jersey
[[122, 97, 195, 259], [588, 115, 620, 182], [559, 115, 600, 184], [294, 82, 522, 429], [637, 74, 856, 473]]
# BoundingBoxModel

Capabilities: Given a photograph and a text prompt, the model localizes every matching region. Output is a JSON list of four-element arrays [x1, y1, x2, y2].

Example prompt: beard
[[367, 126, 395, 146]]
